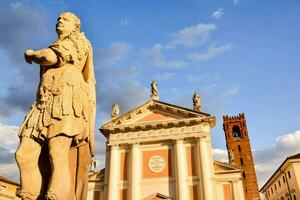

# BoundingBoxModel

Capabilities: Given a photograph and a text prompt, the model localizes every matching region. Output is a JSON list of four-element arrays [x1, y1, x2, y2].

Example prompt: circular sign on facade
[[148, 155, 166, 173]]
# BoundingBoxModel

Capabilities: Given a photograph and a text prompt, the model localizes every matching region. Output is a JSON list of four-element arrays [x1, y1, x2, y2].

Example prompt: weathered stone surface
[[15, 12, 96, 200]]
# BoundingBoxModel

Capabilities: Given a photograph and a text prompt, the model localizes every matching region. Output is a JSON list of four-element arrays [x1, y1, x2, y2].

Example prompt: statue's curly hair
[[60, 12, 81, 32]]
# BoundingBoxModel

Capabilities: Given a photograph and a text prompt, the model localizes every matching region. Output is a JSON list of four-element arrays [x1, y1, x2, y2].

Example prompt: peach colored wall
[[189, 185, 198, 200], [150, 197, 161, 200], [137, 112, 173, 123], [223, 184, 232, 200], [120, 152, 128, 181], [142, 149, 172, 179], [186, 146, 196, 176]]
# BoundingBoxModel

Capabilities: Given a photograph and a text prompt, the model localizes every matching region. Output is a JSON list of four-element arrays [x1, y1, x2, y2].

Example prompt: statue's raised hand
[[24, 49, 34, 64]]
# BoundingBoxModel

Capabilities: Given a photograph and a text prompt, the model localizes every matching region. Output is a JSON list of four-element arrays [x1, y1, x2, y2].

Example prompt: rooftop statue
[[15, 12, 96, 200], [111, 102, 120, 118], [192, 91, 201, 112], [151, 80, 158, 95], [150, 80, 159, 100]]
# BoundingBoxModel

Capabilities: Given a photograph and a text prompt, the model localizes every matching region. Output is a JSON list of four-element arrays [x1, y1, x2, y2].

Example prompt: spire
[[151, 80, 159, 100]]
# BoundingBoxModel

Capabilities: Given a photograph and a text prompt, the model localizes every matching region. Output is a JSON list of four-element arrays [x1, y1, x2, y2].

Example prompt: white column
[[129, 143, 141, 200], [197, 137, 214, 200], [174, 139, 188, 200], [107, 145, 119, 200]]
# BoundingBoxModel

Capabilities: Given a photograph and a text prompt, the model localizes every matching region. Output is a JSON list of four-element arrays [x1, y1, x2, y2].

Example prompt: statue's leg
[[15, 137, 43, 200], [46, 136, 72, 200], [75, 144, 91, 200]]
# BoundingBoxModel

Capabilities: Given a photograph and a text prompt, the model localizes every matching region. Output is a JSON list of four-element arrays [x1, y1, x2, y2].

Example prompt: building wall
[[262, 163, 300, 200], [95, 101, 247, 200], [140, 143, 176, 199]]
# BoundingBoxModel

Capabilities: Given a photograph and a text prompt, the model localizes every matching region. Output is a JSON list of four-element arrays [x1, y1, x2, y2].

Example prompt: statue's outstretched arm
[[24, 48, 58, 66]]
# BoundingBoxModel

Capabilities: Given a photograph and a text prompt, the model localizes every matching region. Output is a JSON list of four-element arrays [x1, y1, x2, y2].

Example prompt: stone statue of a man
[[151, 80, 158, 95], [15, 12, 96, 200], [192, 91, 201, 112], [111, 102, 120, 118]]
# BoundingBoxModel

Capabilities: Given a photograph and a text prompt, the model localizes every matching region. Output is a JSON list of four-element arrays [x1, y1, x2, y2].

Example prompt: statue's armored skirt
[[19, 33, 92, 145]]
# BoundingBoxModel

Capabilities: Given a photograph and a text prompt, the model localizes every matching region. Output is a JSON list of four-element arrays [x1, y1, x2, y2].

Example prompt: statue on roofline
[[192, 91, 201, 112], [111, 102, 120, 118]]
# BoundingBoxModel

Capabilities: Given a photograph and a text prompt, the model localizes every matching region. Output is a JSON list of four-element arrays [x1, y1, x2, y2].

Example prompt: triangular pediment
[[143, 193, 171, 200], [214, 161, 242, 172], [100, 100, 214, 136], [136, 111, 180, 123]]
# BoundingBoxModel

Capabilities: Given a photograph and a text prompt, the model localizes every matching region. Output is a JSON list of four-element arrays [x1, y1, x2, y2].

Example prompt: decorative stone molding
[[107, 124, 210, 146]]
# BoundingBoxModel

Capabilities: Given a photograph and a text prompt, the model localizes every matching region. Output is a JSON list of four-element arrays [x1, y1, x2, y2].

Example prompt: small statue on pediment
[[151, 80, 159, 100], [193, 91, 201, 111], [112, 102, 120, 118]]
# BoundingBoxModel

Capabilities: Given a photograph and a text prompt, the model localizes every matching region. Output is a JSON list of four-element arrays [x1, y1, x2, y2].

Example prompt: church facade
[[87, 87, 246, 200]]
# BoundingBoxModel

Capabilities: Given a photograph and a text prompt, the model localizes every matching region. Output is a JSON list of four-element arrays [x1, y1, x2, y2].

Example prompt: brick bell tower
[[223, 113, 260, 200]]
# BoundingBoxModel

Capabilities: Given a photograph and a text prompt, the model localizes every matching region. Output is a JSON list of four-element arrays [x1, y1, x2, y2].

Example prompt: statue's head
[[56, 12, 81, 36]]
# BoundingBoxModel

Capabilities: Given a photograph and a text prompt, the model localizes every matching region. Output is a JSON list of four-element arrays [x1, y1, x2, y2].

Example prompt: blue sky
[[0, 0, 299, 187]]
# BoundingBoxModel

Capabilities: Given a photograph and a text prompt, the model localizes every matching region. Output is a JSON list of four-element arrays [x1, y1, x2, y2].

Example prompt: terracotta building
[[87, 85, 246, 200], [260, 153, 300, 200], [223, 114, 260, 200]]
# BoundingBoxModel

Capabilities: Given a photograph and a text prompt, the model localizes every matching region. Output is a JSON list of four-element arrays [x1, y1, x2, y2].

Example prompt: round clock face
[[148, 155, 166, 173]]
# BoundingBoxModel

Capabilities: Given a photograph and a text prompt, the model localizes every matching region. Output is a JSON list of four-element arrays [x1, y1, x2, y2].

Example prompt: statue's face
[[56, 13, 76, 36]]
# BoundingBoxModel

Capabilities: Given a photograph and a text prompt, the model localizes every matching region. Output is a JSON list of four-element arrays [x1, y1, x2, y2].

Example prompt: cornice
[[100, 116, 215, 137]]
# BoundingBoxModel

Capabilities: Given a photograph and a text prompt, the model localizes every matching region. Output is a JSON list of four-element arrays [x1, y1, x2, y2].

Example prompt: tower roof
[[223, 113, 245, 123]]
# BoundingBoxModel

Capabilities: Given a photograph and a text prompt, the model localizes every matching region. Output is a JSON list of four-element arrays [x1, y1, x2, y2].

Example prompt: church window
[[274, 183, 277, 191], [243, 172, 246, 178], [288, 171, 291, 178], [232, 126, 242, 138], [238, 145, 241, 152], [283, 176, 286, 183], [240, 158, 244, 165], [278, 180, 281, 187], [293, 195, 296, 200], [271, 187, 273, 194]]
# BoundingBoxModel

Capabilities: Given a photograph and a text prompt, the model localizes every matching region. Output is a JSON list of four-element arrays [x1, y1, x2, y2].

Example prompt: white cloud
[[254, 131, 300, 187], [141, 43, 187, 68], [188, 43, 233, 62], [212, 8, 224, 20], [213, 148, 229, 163], [97, 80, 149, 121], [170, 23, 217, 48], [154, 72, 175, 80], [0, 163, 19, 182], [98, 42, 133, 65], [0, 123, 19, 147], [221, 84, 240, 98], [187, 72, 220, 83], [120, 17, 131, 26], [0, 123, 19, 182]]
